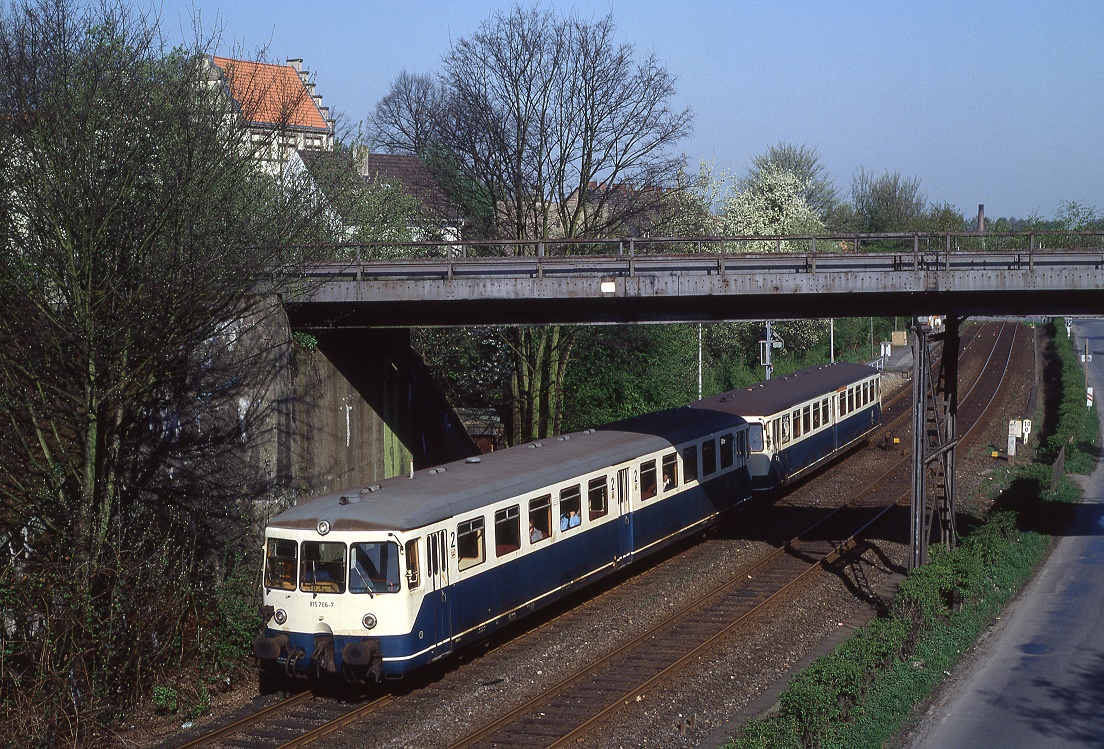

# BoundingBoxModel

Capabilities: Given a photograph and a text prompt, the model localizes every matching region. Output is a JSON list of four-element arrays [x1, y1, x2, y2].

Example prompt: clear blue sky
[[157, 0, 1102, 220]]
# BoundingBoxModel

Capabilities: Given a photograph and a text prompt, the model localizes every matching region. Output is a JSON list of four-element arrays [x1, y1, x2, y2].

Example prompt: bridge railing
[[311, 231, 1104, 265]]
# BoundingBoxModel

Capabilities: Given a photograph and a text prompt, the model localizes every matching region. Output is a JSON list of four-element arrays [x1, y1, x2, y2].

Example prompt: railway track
[[443, 322, 1019, 749], [173, 322, 1020, 749], [172, 691, 394, 748]]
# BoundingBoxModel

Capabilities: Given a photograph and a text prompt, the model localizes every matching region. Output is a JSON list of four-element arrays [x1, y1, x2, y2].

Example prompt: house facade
[[207, 56, 334, 172]]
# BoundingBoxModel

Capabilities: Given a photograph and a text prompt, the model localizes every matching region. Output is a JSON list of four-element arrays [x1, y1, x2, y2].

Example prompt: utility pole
[[764, 321, 774, 380]]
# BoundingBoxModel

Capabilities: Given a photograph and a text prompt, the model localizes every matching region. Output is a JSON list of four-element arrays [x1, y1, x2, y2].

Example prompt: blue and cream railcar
[[709, 363, 881, 493], [254, 406, 753, 682]]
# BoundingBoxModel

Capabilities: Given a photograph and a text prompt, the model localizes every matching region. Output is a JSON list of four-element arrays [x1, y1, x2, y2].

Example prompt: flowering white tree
[[719, 165, 824, 251]]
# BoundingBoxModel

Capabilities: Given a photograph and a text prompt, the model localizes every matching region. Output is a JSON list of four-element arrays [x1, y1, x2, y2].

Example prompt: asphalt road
[[905, 319, 1104, 749]]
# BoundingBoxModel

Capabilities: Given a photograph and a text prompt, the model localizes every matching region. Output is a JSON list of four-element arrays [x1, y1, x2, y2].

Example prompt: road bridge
[[283, 233, 1104, 328], [280, 232, 1104, 564]]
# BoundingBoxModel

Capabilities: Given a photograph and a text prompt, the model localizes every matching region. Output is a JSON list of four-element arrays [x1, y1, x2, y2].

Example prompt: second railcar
[[705, 362, 881, 492]]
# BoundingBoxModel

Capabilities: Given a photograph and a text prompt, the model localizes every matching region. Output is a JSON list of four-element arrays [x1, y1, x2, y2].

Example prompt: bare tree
[[402, 6, 692, 441], [368, 70, 447, 156], [850, 167, 927, 232], [0, 1, 338, 741]]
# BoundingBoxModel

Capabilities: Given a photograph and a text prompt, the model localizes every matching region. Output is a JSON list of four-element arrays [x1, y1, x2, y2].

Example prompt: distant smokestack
[[977, 204, 985, 232]]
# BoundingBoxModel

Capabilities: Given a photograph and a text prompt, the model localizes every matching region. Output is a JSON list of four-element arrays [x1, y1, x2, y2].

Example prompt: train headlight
[[317, 519, 331, 536], [274, 609, 287, 625], [362, 613, 378, 630]]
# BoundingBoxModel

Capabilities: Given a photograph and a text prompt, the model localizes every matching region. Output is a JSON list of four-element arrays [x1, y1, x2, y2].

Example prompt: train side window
[[457, 517, 485, 571], [839, 392, 846, 417], [822, 398, 830, 424], [772, 418, 781, 448], [803, 405, 811, 433], [640, 460, 658, 500], [861, 382, 867, 405], [428, 536, 438, 576], [264, 538, 297, 591], [682, 446, 698, 482], [720, 433, 734, 469], [781, 414, 790, 444], [405, 539, 421, 589], [702, 439, 717, 476], [662, 452, 679, 491], [560, 485, 582, 530], [812, 402, 821, 430], [350, 541, 401, 593], [300, 541, 346, 594], [495, 505, 521, 556], [848, 387, 855, 413], [529, 494, 552, 543], [588, 477, 609, 520], [792, 409, 802, 439]]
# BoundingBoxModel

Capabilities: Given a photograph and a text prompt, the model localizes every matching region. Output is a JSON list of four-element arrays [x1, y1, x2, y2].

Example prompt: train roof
[[269, 405, 746, 534], [700, 362, 878, 419]]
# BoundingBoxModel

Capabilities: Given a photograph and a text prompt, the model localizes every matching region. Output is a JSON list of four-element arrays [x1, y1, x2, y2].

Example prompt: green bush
[[1044, 322, 1098, 472], [728, 501, 1051, 749]]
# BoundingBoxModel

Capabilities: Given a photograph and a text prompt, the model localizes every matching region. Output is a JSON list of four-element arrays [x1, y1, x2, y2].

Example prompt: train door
[[615, 467, 633, 565], [427, 530, 452, 659]]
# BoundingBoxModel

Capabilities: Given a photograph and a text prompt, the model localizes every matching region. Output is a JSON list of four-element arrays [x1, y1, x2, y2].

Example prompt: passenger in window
[[530, 522, 544, 543], [560, 513, 570, 531], [561, 510, 580, 529], [663, 473, 672, 491]]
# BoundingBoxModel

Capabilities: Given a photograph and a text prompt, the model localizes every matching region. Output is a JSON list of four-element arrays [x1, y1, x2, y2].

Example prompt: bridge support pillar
[[909, 316, 962, 569]]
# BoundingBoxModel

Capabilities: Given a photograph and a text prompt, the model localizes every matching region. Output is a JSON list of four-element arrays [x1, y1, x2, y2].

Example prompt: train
[[252, 362, 881, 683]]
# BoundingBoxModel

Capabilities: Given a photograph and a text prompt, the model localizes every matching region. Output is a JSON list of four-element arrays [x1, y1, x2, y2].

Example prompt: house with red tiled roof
[[207, 56, 334, 170]]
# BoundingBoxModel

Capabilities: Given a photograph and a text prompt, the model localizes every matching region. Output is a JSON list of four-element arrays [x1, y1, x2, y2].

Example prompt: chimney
[[977, 204, 985, 232], [287, 58, 303, 72]]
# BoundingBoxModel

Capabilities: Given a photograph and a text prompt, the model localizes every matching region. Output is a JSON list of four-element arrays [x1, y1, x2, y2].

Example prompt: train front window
[[748, 424, 764, 452], [300, 541, 346, 593], [264, 538, 297, 591], [350, 541, 401, 593]]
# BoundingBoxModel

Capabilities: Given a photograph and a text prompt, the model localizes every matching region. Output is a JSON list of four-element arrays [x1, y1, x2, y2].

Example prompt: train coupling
[[253, 633, 289, 661], [340, 639, 383, 683]]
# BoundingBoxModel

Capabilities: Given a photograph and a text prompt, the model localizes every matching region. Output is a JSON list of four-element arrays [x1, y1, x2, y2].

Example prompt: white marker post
[[1008, 420, 1020, 457]]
